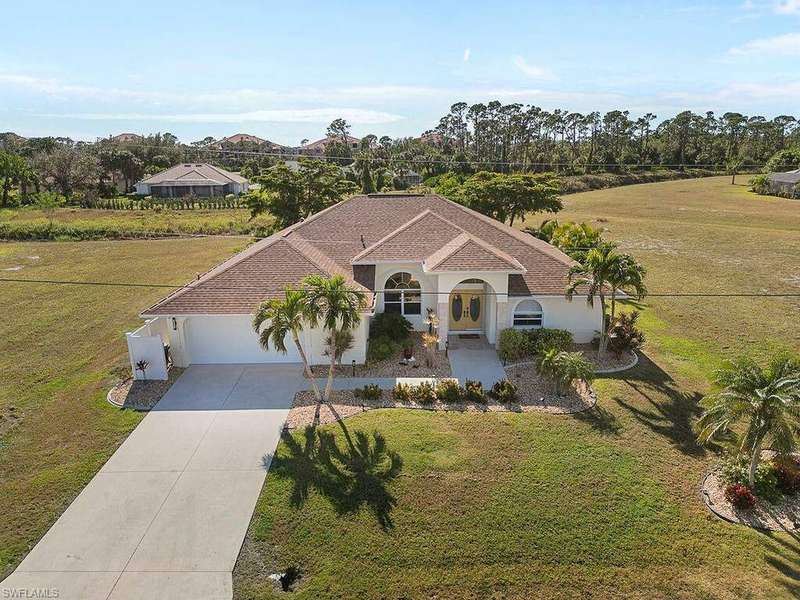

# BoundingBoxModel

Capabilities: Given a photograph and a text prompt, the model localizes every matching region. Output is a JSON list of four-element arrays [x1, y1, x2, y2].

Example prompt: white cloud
[[35, 108, 405, 125], [511, 56, 555, 80], [463, 48, 471, 62], [775, 0, 800, 14], [729, 32, 800, 55]]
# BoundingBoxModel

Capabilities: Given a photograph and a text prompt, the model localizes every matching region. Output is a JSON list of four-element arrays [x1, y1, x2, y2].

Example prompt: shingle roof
[[139, 163, 247, 186], [768, 169, 800, 184], [144, 193, 578, 316], [424, 233, 525, 272]]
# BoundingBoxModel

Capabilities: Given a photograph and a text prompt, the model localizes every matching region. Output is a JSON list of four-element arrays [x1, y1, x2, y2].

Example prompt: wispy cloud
[[35, 108, 405, 125], [775, 0, 800, 14], [463, 48, 471, 62], [511, 56, 555, 80], [729, 32, 800, 55]]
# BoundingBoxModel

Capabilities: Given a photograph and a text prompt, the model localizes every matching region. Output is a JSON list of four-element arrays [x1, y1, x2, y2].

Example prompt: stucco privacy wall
[[507, 295, 602, 343], [156, 314, 368, 366], [126, 319, 169, 380]]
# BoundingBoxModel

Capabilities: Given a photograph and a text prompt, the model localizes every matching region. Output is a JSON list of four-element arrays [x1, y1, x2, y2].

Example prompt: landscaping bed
[[307, 332, 450, 378], [505, 364, 596, 413], [702, 451, 800, 532], [107, 367, 185, 410], [573, 344, 638, 372]]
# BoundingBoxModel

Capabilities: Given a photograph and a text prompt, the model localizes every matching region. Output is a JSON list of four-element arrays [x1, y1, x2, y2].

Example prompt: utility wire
[[2, 277, 799, 298]]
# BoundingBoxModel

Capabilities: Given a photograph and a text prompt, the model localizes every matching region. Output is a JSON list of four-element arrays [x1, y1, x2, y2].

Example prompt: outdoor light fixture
[[171, 317, 177, 331], [352, 359, 356, 377]]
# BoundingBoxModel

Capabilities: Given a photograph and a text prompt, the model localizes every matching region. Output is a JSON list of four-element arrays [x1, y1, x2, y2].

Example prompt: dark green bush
[[497, 329, 534, 362], [367, 336, 397, 362], [721, 454, 783, 503], [463, 379, 486, 403], [370, 312, 413, 341], [531, 328, 573, 354], [489, 379, 518, 404], [353, 384, 382, 402], [435, 379, 461, 403]]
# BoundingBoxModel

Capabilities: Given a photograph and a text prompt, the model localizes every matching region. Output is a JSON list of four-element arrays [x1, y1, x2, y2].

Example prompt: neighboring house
[[134, 163, 249, 197], [216, 133, 266, 146], [300, 135, 360, 156], [214, 133, 291, 153], [394, 169, 423, 187], [109, 133, 143, 143], [766, 169, 800, 198], [127, 193, 601, 378]]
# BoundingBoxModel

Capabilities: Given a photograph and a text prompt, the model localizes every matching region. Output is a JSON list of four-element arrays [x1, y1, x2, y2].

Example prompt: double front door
[[449, 289, 482, 331]]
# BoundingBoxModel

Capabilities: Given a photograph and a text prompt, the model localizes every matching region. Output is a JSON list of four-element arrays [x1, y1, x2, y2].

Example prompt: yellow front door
[[449, 290, 482, 331]]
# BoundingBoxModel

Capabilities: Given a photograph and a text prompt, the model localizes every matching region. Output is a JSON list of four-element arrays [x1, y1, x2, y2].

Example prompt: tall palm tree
[[607, 253, 647, 322], [565, 243, 619, 355], [253, 288, 323, 404], [303, 274, 366, 403], [696, 354, 800, 487]]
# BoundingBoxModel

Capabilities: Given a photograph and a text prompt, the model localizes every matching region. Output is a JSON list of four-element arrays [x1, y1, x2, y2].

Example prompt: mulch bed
[[307, 332, 451, 378], [286, 376, 595, 429], [107, 367, 185, 411], [572, 344, 637, 372], [702, 453, 800, 532], [505, 364, 596, 413]]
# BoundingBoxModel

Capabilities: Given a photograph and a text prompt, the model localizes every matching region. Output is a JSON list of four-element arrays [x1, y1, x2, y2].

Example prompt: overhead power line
[[1, 277, 799, 298]]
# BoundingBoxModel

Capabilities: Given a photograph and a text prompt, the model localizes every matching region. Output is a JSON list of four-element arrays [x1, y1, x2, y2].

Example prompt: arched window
[[384, 272, 422, 316], [513, 299, 543, 329]]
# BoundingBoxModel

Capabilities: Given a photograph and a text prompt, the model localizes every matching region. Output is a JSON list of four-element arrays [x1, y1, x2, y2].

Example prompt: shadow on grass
[[604, 351, 706, 456], [760, 533, 800, 597], [572, 404, 622, 435], [266, 417, 403, 531]]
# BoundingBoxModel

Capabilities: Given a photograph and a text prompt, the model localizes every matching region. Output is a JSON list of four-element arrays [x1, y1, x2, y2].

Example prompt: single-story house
[[394, 169, 423, 187], [300, 135, 360, 156], [126, 193, 601, 379], [134, 163, 249, 198], [766, 169, 800, 198], [109, 132, 143, 143]]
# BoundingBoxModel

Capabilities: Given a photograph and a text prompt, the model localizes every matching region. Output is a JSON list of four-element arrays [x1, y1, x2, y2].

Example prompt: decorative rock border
[[701, 466, 799, 532], [106, 368, 185, 411], [505, 351, 638, 375]]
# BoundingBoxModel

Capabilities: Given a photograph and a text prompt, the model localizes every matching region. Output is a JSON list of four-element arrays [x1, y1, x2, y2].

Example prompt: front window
[[513, 299, 543, 329], [384, 272, 421, 316]]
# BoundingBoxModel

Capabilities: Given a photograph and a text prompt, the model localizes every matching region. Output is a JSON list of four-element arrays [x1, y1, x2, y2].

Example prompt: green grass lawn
[[0, 206, 272, 239], [233, 177, 800, 599], [0, 237, 242, 577]]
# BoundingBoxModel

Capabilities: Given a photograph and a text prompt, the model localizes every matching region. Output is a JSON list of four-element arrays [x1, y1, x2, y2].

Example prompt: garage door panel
[[184, 315, 300, 364]]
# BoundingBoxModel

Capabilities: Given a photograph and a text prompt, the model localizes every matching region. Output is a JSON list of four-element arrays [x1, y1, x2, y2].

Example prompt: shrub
[[463, 379, 486, 403], [607, 311, 645, 359], [435, 379, 462, 403], [354, 384, 382, 402], [411, 381, 437, 405], [367, 336, 397, 362], [773, 455, 800, 495], [370, 312, 413, 341], [392, 383, 412, 402], [724, 483, 756, 510], [754, 468, 783, 504], [720, 454, 783, 503], [489, 379, 518, 404], [531, 328, 573, 354], [750, 173, 770, 195], [497, 328, 534, 362], [536, 349, 594, 396]]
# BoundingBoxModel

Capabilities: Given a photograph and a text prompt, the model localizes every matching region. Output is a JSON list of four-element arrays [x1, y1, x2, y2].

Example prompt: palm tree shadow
[[605, 351, 706, 456], [760, 534, 800, 596], [267, 418, 403, 531], [572, 404, 621, 435]]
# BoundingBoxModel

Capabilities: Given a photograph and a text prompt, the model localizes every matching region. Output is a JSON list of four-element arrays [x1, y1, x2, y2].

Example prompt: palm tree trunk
[[598, 294, 608, 357], [748, 441, 762, 488], [293, 332, 322, 403], [610, 290, 617, 324], [323, 340, 337, 403]]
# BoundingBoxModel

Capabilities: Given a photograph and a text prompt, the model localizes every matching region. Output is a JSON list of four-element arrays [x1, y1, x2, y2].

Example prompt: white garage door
[[184, 315, 301, 364]]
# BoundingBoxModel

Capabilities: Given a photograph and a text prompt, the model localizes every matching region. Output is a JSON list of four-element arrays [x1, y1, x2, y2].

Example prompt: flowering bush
[[724, 483, 756, 510], [773, 455, 800, 495]]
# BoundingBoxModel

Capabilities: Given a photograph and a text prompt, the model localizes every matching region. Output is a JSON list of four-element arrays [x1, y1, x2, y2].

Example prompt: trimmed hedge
[[497, 327, 574, 363]]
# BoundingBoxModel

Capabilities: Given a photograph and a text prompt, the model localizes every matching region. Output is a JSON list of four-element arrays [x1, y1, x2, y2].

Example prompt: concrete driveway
[[0, 364, 305, 600]]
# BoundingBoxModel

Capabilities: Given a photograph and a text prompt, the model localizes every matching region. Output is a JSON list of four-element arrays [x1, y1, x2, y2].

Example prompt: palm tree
[[565, 242, 619, 355], [302, 274, 366, 403], [607, 253, 647, 322], [696, 354, 800, 487], [253, 288, 323, 404]]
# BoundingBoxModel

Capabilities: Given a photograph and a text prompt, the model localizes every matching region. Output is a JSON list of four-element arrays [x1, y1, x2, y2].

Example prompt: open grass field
[[0, 237, 242, 577], [0, 206, 271, 239], [233, 177, 800, 599]]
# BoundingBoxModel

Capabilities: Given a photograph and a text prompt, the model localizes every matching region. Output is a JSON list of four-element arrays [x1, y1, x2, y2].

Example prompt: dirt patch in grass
[[107, 367, 185, 410]]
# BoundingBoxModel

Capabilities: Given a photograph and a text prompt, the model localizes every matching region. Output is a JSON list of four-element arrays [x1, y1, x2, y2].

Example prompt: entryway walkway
[[447, 335, 506, 388], [0, 364, 305, 600]]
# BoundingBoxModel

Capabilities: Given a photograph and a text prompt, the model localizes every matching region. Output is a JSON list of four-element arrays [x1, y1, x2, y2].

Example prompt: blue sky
[[1, 0, 799, 145]]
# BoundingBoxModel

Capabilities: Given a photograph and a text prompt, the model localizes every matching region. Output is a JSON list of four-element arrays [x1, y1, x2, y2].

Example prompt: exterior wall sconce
[[171, 317, 177, 331], [352, 359, 356, 377]]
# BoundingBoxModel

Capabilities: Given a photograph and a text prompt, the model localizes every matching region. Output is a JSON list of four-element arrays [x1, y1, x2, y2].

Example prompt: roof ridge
[[424, 232, 525, 272], [428, 194, 577, 267], [284, 236, 367, 291], [350, 209, 464, 264]]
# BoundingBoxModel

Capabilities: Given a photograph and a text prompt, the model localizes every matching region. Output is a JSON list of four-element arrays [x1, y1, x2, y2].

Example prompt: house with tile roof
[[766, 169, 800, 198], [126, 193, 601, 377], [134, 163, 249, 198]]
